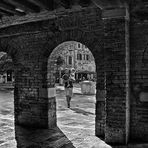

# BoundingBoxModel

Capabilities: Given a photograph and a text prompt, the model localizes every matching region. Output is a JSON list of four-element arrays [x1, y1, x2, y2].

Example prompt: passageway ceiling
[[0, 0, 147, 18]]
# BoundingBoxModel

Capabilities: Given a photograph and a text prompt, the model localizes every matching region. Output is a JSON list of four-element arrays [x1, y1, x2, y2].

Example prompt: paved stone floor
[[0, 87, 148, 148]]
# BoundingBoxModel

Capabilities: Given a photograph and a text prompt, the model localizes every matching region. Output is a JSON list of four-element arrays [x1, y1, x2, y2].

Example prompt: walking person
[[62, 68, 75, 108]]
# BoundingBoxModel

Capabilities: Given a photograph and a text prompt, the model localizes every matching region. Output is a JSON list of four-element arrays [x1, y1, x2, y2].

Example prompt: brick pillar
[[130, 5, 148, 142], [14, 68, 49, 128], [10, 29, 58, 128], [95, 95, 106, 138], [95, 57, 106, 138], [103, 9, 128, 144], [47, 58, 57, 128]]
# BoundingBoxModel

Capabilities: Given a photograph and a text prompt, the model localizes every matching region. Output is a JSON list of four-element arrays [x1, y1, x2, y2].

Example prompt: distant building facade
[[0, 52, 14, 84], [0, 70, 14, 84], [54, 41, 96, 82]]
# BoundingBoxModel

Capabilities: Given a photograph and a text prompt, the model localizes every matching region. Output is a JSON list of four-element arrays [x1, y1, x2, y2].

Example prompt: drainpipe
[[125, 3, 130, 144]]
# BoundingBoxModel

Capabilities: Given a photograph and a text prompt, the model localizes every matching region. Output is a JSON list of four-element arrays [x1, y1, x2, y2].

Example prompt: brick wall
[[130, 19, 148, 142], [1, 4, 148, 144], [104, 17, 127, 144], [0, 6, 105, 131]]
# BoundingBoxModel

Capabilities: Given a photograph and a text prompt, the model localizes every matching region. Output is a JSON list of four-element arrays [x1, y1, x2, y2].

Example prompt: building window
[[83, 54, 85, 60], [69, 56, 72, 65], [77, 54, 82, 60], [78, 43, 81, 48], [86, 55, 89, 60], [7, 70, 12, 82]]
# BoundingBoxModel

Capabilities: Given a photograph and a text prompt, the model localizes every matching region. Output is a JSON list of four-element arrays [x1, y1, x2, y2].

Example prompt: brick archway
[[0, 6, 131, 144], [43, 15, 128, 143], [46, 30, 105, 139], [47, 40, 98, 131], [0, 39, 18, 84]]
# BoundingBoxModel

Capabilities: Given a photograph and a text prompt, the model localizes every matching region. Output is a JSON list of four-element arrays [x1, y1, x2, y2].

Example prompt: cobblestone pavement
[[0, 89, 148, 148]]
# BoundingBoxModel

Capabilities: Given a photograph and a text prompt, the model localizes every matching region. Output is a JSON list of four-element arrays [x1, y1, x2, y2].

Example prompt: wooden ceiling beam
[[91, 0, 127, 9], [53, 0, 65, 10], [0, 12, 5, 17], [27, 0, 50, 10], [79, 0, 91, 7], [0, 2, 24, 15], [60, 0, 72, 9], [102, 8, 126, 18], [44, 0, 54, 10], [4, 0, 40, 13], [0, 9, 13, 16], [37, 0, 54, 10]]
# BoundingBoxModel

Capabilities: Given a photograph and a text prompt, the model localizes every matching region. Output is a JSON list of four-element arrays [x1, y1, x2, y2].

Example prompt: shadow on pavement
[[112, 144, 148, 148], [70, 107, 94, 116], [15, 125, 76, 148], [15, 124, 148, 148]]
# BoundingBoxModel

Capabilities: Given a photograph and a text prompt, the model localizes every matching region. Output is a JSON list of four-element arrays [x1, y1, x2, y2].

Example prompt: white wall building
[[55, 41, 96, 81]]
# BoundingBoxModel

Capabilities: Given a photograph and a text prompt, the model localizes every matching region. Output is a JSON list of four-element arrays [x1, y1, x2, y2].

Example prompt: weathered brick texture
[[130, 18, 148, 142], [104, 17, 126, 144], [0, 6, 105, 131], [0, 4, 147, 145]]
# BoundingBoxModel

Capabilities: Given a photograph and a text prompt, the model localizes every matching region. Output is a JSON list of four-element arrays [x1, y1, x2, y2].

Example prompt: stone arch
[[43, 15, 127, 144], [0, 40, 11, 55], [45, 29, 105, 138], [47, 40, 98, 88], [0, 37, 34, 128], [0, 6, 131, 145], [47, 41, 95, 82], [0, 38, 19, 62], [0, 38, 20, 127]]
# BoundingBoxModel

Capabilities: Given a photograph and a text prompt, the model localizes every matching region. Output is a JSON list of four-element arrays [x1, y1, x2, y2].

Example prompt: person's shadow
[[15, 125, 148, 148], [15, 125, 75, 148]]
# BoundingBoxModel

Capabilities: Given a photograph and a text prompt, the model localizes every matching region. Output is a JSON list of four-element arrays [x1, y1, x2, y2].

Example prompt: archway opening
[[0, 51, 16, 147], [48, 41, 97, 146]]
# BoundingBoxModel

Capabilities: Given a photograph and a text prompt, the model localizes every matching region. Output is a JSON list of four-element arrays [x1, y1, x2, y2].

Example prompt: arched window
[[78, 43, 81, 48], [77, 54, 82, 60], [86, 55, 89, 60], [68, 56, 72, 65]]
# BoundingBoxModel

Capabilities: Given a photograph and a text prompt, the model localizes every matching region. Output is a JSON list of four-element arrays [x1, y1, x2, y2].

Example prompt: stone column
[[95, 50, 106, 138], [13, 33, 57, 129], [14, 66, 49, 128], [130, 2, 148, 142], [103, 8, 128, 144], [47, 58, 57, 128]]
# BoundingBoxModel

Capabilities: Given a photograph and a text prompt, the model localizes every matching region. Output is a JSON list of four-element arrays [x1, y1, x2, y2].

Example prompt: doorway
[[47, 41, 98, 147]]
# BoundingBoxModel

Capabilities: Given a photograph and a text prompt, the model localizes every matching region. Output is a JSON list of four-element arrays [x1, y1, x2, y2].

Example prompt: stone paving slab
[[56, 85, 82, 94], [0, 89, 148, 148], [15, 126, 113, 148]]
